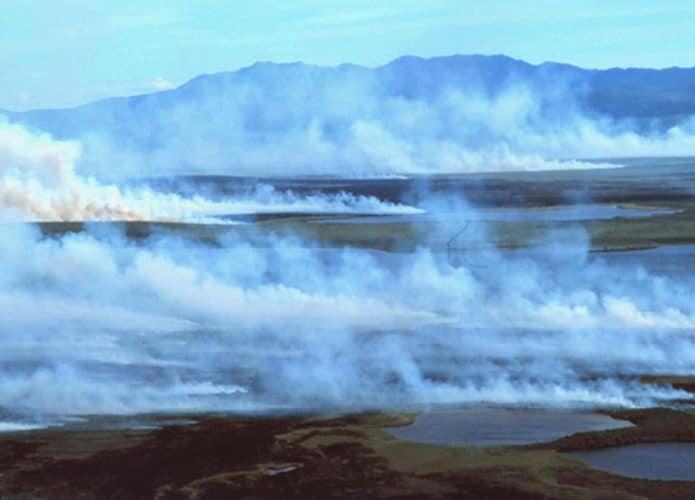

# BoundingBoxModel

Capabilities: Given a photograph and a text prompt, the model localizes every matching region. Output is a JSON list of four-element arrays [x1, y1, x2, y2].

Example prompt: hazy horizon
[[2, 1, 694, 110], [6, 52, 695, 113]]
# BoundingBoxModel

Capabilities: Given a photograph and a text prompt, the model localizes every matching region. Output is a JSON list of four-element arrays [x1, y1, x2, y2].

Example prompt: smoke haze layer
[[6, 55, 695, 178], [1, 56, 695, 422], [0, 222, 692, 418], [0, 120, 419, 222]]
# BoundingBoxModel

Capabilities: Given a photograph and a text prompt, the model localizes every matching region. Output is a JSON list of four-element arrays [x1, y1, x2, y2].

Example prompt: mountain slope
[[4, 54, 695, 175]]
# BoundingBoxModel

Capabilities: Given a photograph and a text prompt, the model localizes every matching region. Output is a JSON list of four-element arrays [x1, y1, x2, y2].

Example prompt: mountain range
[[4, 54, 695, 174]]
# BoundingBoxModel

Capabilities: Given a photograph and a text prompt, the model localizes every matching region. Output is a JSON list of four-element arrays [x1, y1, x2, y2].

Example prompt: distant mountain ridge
[[4, 54, 695, 175], [7, 54, 695, 120]]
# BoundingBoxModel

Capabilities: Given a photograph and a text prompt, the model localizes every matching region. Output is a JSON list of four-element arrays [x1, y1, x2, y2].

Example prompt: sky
[[1, 0, 694, 110]]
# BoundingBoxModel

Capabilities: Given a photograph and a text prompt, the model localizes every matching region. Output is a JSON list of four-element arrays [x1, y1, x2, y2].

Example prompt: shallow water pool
[[569, 443, 695, 481], [386, 407, 631, 446]]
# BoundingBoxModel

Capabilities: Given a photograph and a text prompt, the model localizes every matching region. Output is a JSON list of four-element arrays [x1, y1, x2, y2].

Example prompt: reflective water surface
[[386, 407, 632, 446], [570, 443, 695, 481]]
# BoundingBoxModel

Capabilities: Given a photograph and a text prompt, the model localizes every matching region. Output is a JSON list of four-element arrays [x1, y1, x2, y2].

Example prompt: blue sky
[[1, 0, 694, 110]]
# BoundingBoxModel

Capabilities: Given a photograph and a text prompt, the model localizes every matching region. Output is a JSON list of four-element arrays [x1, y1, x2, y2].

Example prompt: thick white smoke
[[0, 120, 419, 222], [0, 222, 692, 417], [67, 79, 695, 179], [1, 93, 694, 423]]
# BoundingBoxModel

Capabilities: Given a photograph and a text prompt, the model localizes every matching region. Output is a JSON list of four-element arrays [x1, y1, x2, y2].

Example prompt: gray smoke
[[9, 58, 695, 179], [0, 220, 691, 417], [1, 70, 694, 421]]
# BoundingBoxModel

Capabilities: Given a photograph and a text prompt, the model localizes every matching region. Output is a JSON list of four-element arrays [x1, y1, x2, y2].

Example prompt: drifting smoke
[[70, 84, 630, 178], [1, 60, 695, 422], [0, 221, 692, 417], [0, 120, 419, 222], [10, 59, 695, 178]]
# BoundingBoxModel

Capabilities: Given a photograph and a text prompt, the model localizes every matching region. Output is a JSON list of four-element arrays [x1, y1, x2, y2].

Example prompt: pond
[[569, 443, 695, 481], [386, 407, 631, 446]]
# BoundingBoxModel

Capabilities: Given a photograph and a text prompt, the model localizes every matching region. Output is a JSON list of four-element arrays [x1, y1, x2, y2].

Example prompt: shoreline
[[1, 405, 694, 499]]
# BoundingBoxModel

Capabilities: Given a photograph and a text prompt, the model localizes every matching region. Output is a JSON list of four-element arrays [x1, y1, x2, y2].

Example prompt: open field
[[5, 9, 695, 494], [33, 161, 695, 252], [3, 161, 695, 498], [1, 407, 695, 499]]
